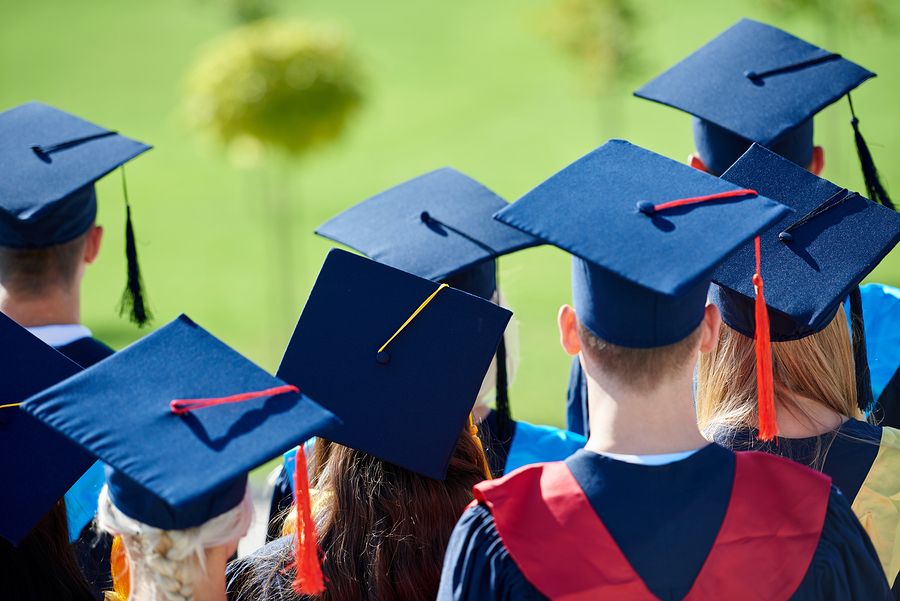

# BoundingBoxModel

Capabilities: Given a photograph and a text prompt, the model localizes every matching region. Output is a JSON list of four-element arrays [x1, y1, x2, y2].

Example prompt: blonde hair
[[97, 485, 253, 601], [697, 309, 862, 443]]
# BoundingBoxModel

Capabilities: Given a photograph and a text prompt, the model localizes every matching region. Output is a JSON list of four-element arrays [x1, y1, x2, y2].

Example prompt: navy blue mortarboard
[[634, 19, 893, 213], [0, 312, 93, 545], [315, 167, 538, 301], [711, 144, 900, 412], [20, 314, 338, 531], [494, 139, 790, 349], [278, 248, 512, 480], [0, 102, 154, 325]]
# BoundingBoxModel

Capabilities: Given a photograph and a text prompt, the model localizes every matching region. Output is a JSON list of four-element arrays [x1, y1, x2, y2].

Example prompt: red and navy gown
[[54, 336, 115, 601], [437, 444, 890, 600], [717, 419, 900, 598]]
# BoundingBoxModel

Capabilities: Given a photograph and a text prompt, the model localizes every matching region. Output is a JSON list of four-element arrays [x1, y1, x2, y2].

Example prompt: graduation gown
[[437, 445, 890, 600], [54, 335, 115, 601], [264, 411, 585, 542], [718, 419, 900, 597]]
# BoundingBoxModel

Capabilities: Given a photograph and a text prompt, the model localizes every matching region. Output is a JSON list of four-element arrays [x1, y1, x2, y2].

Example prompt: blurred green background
[[2, 0, 898, 428]]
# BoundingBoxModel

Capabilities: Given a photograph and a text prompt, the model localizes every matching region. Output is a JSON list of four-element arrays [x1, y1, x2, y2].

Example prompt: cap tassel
[[118, 169, 152, 327], [848, 94, 895, 212], [108, 535, 130, 601], [494, 335, 512, 441], [291, 446, 325, 596], [752, 236, 777, 441], [849, 286, 874, 415]]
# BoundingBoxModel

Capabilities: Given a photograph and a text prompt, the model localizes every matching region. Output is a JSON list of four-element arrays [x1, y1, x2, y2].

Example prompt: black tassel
[[849, 286, 873, 414], [118, 169, 152, 327], [495, 334, 511, 442], [848, 94, 895, 211]]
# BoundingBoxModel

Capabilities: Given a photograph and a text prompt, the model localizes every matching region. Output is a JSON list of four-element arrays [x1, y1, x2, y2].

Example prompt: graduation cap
[[0, 312, 93, 545], [0, 102, 154, 325], [495, 140, 790, 437], [278, 248, 512, 481], [316, 167, 535, 438], [634, 19, 893, 211], [712, 143, 900, 415], [20, 314, 339, 594]]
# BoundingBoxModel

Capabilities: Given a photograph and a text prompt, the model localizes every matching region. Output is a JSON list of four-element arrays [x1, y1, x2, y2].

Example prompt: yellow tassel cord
[[0, 402, 22, 409], [378, 284, 449, 354]]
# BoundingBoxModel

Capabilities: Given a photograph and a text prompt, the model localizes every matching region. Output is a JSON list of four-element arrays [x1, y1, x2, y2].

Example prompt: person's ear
[[698, 303, 721, 353], [688, 154, 709, 173], [84, 225, 103, 265], [558, 304, 582, 356], [808, 146, 825, 176]]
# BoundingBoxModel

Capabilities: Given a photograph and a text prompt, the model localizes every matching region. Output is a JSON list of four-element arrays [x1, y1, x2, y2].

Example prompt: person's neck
[[774, 393, 849, 438], [0, 285, 80, 326], [583, 360, 708, 456]]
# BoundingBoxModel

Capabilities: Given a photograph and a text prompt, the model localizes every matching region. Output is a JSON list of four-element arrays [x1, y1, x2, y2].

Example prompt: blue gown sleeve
[[791, 487, 891, 600], [437, 504, 547, 601], [504, 422, 586, 473]]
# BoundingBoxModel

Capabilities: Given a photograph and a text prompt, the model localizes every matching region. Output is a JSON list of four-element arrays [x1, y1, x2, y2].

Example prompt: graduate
[[0, 101, 154, 595], [438, 140, 890, 600], [696, 143, 900, 595], [227, 248, 510, 600], [567, 18, 899, 435], [21, 314, 338, 601], [0, 312, 96, 601], [265, 168, 585, 539]]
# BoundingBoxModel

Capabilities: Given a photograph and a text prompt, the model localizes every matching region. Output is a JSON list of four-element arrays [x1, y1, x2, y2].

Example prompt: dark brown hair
[[0, 230, 90, 296], [248, 426, 487, 601], [0, 500, 95, 601], [578, 322, 702, 390]]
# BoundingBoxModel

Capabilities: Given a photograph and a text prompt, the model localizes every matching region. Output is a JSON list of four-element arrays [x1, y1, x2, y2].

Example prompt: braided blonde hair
[[97, 485, 253, 601]]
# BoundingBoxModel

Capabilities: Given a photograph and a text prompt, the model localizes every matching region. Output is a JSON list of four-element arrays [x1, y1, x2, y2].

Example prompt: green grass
[[2, 0, 899, 428]]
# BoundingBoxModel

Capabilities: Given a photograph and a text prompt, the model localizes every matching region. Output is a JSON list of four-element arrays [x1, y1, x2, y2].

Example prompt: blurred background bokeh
[[2, 0, 897, 429]]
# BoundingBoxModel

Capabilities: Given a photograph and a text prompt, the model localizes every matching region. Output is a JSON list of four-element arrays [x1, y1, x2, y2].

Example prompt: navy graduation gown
[[55, 336, 114, 370], [55, 335, 114, 601], [438, 446, 890, 600]]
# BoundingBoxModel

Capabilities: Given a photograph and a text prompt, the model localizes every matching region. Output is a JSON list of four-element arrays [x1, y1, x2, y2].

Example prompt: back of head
[[97, 485, 253, 601], [578, 321, 703, 393], [0, 500, 95, 601], [697, 309, 860, 439], [273, 426, 487, 601], [0, 229, 89, 298], [693, 118, 814, 176]]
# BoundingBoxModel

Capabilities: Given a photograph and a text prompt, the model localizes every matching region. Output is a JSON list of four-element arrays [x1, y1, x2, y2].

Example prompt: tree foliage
[[540, 0, 642, 91], [185, 19, 365, 164], [761, 0, 894, 31]]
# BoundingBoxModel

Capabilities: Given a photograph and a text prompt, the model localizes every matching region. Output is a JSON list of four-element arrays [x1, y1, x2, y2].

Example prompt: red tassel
[[170, 384, 299, 415], [291, 446, 325, 596], [752, 236, 777, 441]]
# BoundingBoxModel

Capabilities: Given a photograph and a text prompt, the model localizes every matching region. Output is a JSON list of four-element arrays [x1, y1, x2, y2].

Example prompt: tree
[[185, 19, 364, 329], [540, 0, 641, 138]]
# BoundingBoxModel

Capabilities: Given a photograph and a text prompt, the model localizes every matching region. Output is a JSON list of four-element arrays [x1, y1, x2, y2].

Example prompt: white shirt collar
[[591, 448, 700, 466], [26, 324, 92, 348]]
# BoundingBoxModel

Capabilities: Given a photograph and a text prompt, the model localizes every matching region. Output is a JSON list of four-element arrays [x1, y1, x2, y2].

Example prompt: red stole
[[474, 451, 831, 600]]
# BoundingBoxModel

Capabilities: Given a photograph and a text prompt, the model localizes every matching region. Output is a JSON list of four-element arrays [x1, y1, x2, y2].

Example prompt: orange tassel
[[291, 446, 326, 596], [752, 236, 777, 441], [109, 535, 130, 601]]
